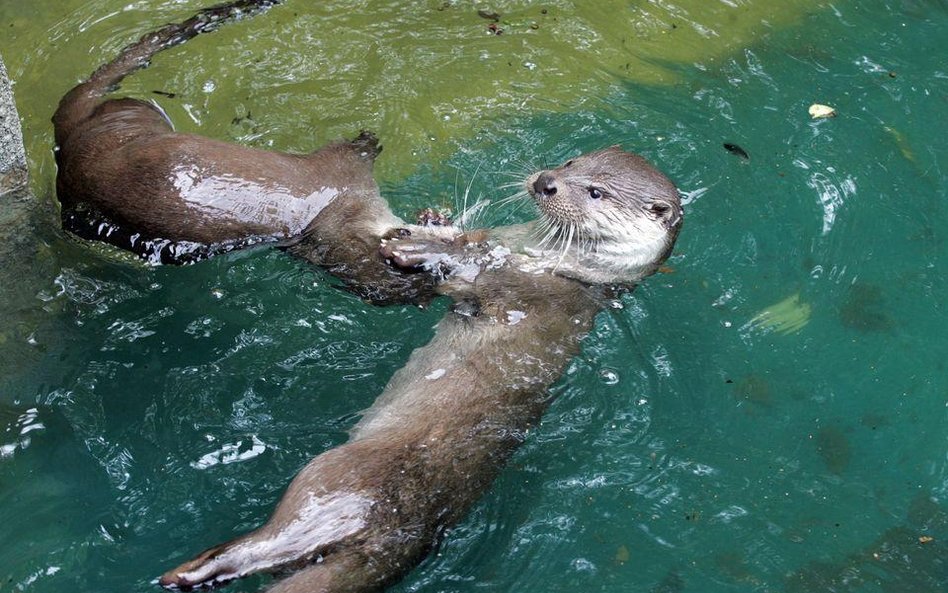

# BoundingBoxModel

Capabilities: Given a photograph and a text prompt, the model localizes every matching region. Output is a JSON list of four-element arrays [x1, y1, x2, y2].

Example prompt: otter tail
[[53, 0, 281, 146]]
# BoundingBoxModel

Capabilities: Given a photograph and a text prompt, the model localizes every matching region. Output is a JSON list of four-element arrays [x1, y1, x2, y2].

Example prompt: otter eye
[[564, 159, 574, 167], [588, 187, 603, 200], [649, 201, 672, 216]]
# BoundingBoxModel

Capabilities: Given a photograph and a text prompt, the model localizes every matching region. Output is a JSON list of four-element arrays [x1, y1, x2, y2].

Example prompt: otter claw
[[380, 240, 438, 269], [415, 207, 452, 227]]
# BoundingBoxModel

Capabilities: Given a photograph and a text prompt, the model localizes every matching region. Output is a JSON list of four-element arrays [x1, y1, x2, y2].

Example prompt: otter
[[53, 0, 452, 305], [159, 147, 683, 592]]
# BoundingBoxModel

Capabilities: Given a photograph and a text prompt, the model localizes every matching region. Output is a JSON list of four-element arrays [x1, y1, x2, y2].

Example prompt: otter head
[[525, 146, 682, 285]]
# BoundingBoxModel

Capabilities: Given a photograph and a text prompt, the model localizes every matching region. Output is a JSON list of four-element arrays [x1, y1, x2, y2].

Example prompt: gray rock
[[0, 53, 48, 393], [0, 54, 28, 196], [0, 51, 36, 253]]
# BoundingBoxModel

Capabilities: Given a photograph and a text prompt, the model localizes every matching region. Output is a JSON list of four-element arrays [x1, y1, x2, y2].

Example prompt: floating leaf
[[746, 292, 812, 335], [883, 126, 917, 163], [614, 544, 630, 565], [808, 103, 837, 119]]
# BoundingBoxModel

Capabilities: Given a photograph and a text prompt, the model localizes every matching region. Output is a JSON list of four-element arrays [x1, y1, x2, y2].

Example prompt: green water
[[1, 1, 946, 592]]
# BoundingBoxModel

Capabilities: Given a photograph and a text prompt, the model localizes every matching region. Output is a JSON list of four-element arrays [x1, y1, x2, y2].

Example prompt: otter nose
[[533, 172, 557, 198]]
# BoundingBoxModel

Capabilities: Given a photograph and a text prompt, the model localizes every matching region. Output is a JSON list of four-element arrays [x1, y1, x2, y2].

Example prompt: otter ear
[[648, 200, 680, 226]]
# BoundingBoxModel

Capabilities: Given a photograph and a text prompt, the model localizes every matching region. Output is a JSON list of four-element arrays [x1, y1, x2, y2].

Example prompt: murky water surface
[[1, 1, 946, 591]]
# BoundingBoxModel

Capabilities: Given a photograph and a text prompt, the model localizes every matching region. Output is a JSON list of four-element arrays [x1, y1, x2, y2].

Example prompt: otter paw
[[350, 130, 381, 160], [380, 236, 504, 289], [380, 237, 453, 274], [415, 207, 452, 227]]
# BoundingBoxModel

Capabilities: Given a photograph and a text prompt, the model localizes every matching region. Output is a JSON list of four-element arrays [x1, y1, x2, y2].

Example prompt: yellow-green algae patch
[[2, 0, 826, 184]]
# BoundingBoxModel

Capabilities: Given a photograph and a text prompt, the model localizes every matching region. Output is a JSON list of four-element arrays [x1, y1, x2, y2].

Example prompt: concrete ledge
[[0, 54, 29, 196], [0, 53, 52, 394]]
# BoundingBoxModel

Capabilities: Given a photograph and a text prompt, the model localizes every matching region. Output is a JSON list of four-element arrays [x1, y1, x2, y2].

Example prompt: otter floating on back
[[159, 148, 682, 592], [52, 0, 452, 305], [51, 1, 683, 591]]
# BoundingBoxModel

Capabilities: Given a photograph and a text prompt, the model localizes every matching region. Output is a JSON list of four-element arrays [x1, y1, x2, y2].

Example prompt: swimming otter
[[53, 0, 451, 305], [159, 147, 683, 592]]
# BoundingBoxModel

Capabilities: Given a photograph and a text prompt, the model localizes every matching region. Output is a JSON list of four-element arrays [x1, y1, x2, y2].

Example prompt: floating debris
[[746, 292, 812, 335], [808, 103, 837, 119], [883, 125, 917, 163], [614, 544, 630, 565], [723, 142, 749, 160]]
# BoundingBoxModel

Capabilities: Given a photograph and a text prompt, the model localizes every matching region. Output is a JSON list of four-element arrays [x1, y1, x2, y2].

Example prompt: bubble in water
[[571, 558, 597, 573], [599, 368, 620, 385]]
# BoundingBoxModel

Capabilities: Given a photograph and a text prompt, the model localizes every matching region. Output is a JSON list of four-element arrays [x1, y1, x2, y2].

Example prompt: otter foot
[[379, 236, 456, 275], [158, 437, 436, 592], [159, 441, 379, 590], [349, 130, 381, 161], [158, 490, 374, 590], [380, 231, 507, 296], [415, 207, 452, 227]]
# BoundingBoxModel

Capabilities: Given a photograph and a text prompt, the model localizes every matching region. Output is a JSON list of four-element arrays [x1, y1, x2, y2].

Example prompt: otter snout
[[532, 172, 557, 198]]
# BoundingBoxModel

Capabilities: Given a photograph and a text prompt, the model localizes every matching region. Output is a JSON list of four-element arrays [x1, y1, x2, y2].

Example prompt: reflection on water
[[0, 1, 946, 592]]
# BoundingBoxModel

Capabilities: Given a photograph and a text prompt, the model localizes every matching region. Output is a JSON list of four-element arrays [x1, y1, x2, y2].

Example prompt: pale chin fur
[[517, 213, 670, 286]]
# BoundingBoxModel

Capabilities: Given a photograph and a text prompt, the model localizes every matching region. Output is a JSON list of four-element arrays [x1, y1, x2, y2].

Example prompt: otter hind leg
[[159, 488, 374, 590], [163, 548, 377, 593], [265, 550, 371, 593], [160, 443, 385, 590], [266, 532, 432, 593]]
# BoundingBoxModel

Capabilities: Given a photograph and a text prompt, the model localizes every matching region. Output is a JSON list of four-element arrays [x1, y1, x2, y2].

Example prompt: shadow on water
[[786, 494, 948, 592]]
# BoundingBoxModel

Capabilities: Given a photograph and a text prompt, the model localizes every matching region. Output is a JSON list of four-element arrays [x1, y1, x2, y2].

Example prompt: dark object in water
[[839, 282, 895, 332], [723, 142, 750, 160], [786, 493, 948, 593], [815, 424, 851, 474]]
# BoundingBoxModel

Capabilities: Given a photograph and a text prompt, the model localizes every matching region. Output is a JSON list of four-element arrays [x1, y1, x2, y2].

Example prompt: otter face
[[525, 146, 682, 283]]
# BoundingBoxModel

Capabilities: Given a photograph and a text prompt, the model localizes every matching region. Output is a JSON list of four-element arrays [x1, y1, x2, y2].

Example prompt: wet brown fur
[[53, 0, 437, 304], [160, 148, 682, 592], [52, 3, 684, 591], [161, 264, 601, 593]]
